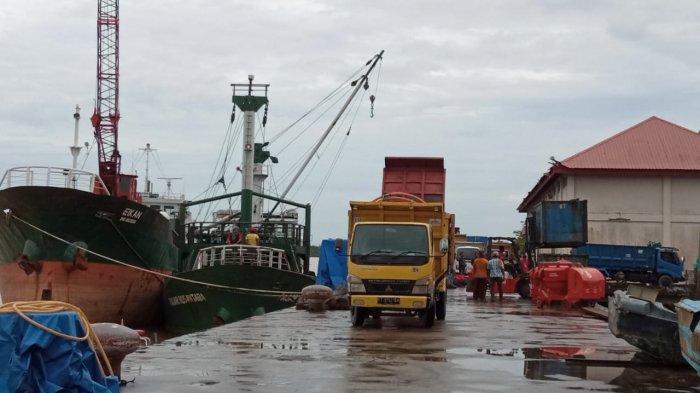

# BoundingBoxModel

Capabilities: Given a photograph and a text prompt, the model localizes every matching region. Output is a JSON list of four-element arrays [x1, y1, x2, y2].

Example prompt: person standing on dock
[[471, 251, 489, 301], [487, 252, 505, 301]]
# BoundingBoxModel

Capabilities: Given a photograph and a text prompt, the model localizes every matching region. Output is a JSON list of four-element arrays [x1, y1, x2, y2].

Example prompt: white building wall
[[538, 174, 700, 268]]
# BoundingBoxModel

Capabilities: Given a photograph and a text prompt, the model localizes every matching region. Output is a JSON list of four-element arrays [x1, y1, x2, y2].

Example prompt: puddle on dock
[[458, 346, 700, 390], [122, 292, 700, 392]]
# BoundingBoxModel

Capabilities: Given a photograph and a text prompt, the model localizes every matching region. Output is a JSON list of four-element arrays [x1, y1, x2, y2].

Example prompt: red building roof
[[518, 116, 700, 212], [561, 116, 700, 171]]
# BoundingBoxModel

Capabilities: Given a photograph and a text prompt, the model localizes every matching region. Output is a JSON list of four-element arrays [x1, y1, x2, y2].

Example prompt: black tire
[[516, 279, 531, 299], [436, 292, 446, 320], [658, 274, 673, 288], [420, 302, 435, 328], [351, 306, 366, 327]]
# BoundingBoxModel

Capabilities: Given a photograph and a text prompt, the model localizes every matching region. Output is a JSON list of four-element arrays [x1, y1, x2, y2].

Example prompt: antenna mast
[[157, 177, 183, 198], [139, 143, 156, 194], [70, 105, 82, 170]]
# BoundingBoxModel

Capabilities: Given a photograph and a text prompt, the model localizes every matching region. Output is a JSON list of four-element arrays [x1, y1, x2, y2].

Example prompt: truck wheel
[[658, 275, 673, 288], [516, 279, 530, 299], [436, 292, 447, 320], [351, 307, 367, 327], [420, 303, 435, 328]]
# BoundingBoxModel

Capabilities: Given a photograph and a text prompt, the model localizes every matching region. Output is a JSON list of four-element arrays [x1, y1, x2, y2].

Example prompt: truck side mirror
[[440, 238, 449, 254]]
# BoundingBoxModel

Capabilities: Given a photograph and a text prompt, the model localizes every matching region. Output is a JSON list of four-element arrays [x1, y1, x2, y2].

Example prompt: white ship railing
[[0, 166, 110, 195], [194, 244, 291, 271]]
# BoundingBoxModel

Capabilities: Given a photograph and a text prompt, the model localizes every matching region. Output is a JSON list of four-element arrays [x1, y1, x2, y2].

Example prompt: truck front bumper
[[350, 295, 428, 310]]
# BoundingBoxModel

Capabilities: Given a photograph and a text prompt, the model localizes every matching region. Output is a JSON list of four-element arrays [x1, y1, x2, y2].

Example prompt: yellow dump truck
[[347, 157, 454, 328]]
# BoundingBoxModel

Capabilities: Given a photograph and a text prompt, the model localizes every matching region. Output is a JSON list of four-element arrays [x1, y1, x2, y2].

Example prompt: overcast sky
[[1, 1, 700, 243]]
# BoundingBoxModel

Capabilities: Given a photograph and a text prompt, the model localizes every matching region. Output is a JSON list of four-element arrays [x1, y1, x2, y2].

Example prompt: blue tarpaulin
[[0, 310, 119, 393], [315, 239, 348, 289]]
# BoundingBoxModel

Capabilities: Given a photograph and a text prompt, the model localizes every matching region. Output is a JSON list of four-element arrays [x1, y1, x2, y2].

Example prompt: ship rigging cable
[[195, 114, 245, 221], [194, 66, 354, 217], [306, 57, 381, 204], [288, 87, 362, 200], [275, 85, 353, 156], [267, 64, 365, 145], [311, 88, 368, 205], [3, 211, 303, 297], [275, 86, 356, 187]]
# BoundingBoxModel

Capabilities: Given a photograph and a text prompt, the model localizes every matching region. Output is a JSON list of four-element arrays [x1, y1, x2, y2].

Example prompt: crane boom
[[90, 0, 139, 201]]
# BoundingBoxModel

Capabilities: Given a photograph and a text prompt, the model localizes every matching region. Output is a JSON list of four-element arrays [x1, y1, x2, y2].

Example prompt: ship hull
[[0, 186, 178, 326], [163, 264, 314, 334], [0, 261, 167, 325]]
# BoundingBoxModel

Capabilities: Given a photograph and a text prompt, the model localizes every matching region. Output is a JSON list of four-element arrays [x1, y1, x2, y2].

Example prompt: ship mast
[[158, 177, 183, 198], [70, 105, 82, 170], [139, 143, 156, 194], [231, 75, 270, 229]]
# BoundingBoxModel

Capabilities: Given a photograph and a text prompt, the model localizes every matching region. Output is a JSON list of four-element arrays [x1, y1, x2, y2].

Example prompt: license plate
[[378, 297, 400, 305]]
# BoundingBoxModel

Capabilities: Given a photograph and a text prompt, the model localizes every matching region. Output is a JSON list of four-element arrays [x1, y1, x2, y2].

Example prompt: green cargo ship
[[162, 75, 316, 334], [163, 52, 383, 334], [164, 218, 314, 334]]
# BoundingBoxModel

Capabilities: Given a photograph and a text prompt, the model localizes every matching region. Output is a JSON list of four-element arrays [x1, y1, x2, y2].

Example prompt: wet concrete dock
[[122, 290, 700, 392]]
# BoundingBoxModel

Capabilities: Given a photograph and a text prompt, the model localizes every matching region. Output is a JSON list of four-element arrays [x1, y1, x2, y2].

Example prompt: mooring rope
[[0, 300, 114, 376], [3, 211, 303, 297]]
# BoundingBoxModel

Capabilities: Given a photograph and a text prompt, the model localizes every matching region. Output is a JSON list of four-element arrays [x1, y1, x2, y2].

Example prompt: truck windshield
[[660, 250, 682, 265], [351, 224, 429, 265], [456, 247, 479, 261]]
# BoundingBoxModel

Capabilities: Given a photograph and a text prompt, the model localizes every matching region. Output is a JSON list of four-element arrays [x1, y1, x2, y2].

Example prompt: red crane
[[90, 0, 140, 201]]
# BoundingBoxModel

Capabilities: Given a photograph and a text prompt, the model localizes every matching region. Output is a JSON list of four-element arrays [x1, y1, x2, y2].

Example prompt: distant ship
[[0, 1, 178, 326]]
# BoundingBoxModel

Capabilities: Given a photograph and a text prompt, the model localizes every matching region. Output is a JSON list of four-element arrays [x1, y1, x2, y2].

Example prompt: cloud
[[1, 0, 700, 241]]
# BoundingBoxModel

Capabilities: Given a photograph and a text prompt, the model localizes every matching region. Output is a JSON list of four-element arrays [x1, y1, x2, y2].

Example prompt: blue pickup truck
[[572, 243, 684, 287]]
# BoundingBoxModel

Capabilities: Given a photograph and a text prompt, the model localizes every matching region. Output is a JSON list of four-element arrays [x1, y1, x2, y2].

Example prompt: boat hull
[[608, 291, 685, 364], [163, 264, 314, 334], [0, 186, 178, 326], [677, 300, 700, 374], [0, 261, 167, 326]]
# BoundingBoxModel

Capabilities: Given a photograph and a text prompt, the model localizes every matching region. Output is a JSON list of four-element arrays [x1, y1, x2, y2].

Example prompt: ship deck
[[122, 290, 700, 392]]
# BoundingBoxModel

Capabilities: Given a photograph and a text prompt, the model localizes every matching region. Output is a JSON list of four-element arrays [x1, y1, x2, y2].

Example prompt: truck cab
[[347, 206, 451, 328], [656, 247, 685, 285]]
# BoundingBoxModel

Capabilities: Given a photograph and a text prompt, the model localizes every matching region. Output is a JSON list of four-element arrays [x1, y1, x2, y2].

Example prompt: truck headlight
[[412, 276, 433, 294], [348, 275, 365, 293]]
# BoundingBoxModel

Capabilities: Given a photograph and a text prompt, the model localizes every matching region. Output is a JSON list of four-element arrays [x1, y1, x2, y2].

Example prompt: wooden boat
[[608, 289, 685, 364], [676, 299, 700, 374]]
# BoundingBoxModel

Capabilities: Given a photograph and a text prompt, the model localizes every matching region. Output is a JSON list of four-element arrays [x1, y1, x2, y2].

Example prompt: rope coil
[[0, 300, 114, 376]]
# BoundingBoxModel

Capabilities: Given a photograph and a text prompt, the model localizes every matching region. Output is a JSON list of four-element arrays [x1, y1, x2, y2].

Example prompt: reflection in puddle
[[471, 346, 700, 391], [170, 338, 310, 351]]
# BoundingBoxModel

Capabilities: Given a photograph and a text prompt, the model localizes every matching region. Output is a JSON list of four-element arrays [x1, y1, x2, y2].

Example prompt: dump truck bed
[[382, 157, 446, 203]]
